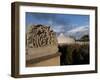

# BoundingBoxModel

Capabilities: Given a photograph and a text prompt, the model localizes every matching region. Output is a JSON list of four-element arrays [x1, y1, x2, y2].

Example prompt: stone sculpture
[[26, 24, 60, 67], [26, 24, 58, 48]]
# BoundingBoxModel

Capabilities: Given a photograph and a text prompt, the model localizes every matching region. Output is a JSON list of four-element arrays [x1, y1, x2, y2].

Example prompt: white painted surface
[[19, 2, 95, 75]]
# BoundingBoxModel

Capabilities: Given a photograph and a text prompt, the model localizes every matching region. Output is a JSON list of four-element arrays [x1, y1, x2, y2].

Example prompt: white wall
[[0, 0, 100, 80]]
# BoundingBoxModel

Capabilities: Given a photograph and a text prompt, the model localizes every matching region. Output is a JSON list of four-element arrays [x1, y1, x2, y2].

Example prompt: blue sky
[[26, 12, 89, 39]]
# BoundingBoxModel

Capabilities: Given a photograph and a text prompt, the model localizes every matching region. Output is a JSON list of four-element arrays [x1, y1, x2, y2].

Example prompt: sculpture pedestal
[[26, 52, 61, 67]]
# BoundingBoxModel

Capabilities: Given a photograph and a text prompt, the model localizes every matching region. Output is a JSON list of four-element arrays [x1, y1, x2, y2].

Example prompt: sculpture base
[[26, 52, 61, 67]]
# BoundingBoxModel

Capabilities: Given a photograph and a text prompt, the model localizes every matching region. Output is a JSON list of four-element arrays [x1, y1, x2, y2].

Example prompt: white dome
[[57, 33, 75, 44]]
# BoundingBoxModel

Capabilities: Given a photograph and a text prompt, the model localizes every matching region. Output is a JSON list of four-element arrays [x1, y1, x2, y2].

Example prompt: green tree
[[80, 35, 89, 41]]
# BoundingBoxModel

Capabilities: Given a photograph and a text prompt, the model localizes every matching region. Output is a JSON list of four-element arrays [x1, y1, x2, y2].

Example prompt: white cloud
[[66, 25, 89, 39], [67, 25, 89, 33], [48, 19, 53, 25], [53, 25, 65, 33]]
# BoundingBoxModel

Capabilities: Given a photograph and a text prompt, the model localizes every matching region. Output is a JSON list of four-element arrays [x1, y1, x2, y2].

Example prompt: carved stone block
[[26, 24, 60, 66]]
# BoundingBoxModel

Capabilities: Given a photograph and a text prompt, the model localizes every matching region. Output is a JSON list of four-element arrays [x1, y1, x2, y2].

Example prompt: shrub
[[58, 44, 89, 65]]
